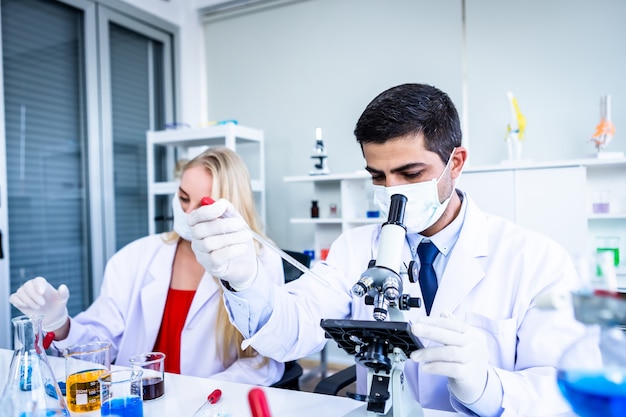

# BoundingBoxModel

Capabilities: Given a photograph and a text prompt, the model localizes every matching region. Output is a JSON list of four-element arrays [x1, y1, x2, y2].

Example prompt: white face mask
[[373, 151, 455, 234], [171, 194, 193, 241]]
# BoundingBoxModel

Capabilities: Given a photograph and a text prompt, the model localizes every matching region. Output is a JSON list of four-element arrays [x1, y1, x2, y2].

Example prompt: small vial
[[329, 203, 338, 217], [311, 201, 319, 218]]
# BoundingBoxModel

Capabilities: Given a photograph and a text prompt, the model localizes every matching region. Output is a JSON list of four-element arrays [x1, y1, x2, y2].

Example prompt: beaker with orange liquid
[[64, 341, 111, 412]]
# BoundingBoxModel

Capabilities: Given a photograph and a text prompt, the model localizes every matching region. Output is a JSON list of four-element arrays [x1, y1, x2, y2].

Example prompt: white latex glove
[[9, 276, 70, 332], [410, 311, 489, 404], [187, 198, 258, 290]]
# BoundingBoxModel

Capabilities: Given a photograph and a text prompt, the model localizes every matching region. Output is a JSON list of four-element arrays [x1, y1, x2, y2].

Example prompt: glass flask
[[2, 315, 69, 417], [557, 291, 626, 417]]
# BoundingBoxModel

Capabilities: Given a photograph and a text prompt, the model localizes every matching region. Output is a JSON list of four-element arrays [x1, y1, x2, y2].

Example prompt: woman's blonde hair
[[165, 147, 269, 366]]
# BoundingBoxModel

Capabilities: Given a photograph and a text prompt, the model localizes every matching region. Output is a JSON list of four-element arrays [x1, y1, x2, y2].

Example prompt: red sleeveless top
[[153, 288, 196, 374]]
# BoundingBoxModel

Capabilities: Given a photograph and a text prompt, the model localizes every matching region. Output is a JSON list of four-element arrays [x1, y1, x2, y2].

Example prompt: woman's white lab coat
[[240, 193, 586, 415], [53, 234, 285, 386]]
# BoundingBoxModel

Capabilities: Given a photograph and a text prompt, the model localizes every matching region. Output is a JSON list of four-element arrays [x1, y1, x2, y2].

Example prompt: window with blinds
[[2, 0, 90, 316], [110, 23, 164, 250]]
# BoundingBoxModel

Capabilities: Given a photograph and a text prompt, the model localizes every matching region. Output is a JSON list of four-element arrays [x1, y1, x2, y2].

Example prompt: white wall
[[202, 0, 463, 251], [199, 0, 626, 252], [465, 0, 626, 166], [120, 0, 626, 252]]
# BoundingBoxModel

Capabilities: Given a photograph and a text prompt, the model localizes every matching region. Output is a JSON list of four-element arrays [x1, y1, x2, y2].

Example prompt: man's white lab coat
[[53, 234, 284, 386], [230, 193, 585, 415]]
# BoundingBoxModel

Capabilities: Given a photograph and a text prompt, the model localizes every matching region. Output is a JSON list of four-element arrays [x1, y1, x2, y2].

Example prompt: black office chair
[[269, 249, 312, 390], [313, 364, 356, 396], [281, 250, 313, 283]]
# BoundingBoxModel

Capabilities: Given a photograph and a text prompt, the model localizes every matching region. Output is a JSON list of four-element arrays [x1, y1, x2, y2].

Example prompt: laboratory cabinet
[[146, 124, 265, 235], [458, 158, 626, 279], [285, 158, 626, 278], [284, 171, 381, 259]]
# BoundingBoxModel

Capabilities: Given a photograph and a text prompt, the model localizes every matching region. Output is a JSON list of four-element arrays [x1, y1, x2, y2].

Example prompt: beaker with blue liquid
[[98, 370, 144, 417], [557, 291, 626, 416]]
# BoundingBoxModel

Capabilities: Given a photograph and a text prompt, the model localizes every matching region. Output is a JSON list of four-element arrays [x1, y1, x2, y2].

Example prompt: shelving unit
[[284, 157, 626, 275], [146, 124, 265, 235], [284, 171, 381, 258]]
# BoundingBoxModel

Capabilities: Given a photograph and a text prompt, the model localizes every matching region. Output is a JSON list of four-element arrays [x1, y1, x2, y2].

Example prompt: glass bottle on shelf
[[310, 200, 319, 218], [2, 315, 69, 416]]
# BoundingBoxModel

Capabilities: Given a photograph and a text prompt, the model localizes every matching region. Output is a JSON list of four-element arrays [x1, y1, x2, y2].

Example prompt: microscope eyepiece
[[384, 194, 407, 226]]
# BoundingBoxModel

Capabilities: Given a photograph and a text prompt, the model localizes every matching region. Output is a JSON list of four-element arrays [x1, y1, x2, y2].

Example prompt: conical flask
[[2, 315, 69, 416]]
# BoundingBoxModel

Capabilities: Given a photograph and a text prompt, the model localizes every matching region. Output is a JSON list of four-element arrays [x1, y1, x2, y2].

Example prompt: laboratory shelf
[[290, 217, 381, 225], [284, 171, 379, 257], [284, 171, 371, 183], [588, 213, 626, 220], [345, 218, 382, 224], [147, 124, 263, 146], [286, 158, 626, 272], [290, 218, 343, 224]]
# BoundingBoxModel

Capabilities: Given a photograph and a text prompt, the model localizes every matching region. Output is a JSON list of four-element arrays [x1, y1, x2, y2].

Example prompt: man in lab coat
[[189, 83, 585, 415]]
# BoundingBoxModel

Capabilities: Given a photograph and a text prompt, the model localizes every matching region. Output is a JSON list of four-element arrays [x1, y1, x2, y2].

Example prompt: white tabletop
[[0, 349, 459, 417]]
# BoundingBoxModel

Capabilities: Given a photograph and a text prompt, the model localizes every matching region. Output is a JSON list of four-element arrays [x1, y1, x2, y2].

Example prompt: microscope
[[320, 194, 425, 417], [309, 127, 329, 175]]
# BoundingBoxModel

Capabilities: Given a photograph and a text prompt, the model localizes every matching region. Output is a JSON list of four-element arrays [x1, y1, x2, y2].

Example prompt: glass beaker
[[128, 352, 166, 401], [98, 370, 144, 417], [64, 341, 111, 413], [557, 291, 626, 416], [1, 315, 69, 416]]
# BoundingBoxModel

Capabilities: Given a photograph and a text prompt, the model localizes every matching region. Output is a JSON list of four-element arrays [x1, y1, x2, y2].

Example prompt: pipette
[[191, 389, 224, 417], [199, 197, 331, 288]]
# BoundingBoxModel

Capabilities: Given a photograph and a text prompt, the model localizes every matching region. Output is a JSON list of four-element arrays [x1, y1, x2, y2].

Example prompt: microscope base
[[343, 364, 424, 417], [343, 398, 424, 417], [309, 169, 330, 176]]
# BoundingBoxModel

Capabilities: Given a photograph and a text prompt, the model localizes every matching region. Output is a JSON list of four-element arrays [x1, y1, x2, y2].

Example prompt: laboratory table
[[0, 348, 460, 417]]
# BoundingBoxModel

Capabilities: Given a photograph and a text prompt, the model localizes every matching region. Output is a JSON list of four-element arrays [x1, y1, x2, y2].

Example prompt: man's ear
[[451, 146, 468, 179]]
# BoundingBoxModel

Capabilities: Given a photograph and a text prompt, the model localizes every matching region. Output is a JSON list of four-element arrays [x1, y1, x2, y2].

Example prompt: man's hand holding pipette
[[188, 198, 259, 290]]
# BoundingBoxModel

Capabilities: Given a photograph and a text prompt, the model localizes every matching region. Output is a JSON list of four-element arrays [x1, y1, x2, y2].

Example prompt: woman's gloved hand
[[9, 276, 70, 332], [187, 198, 258, 290], [410, 311, 490, 405]]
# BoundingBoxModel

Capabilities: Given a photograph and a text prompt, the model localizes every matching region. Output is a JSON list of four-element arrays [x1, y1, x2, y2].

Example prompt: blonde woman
[[10, 147, 285, 385]]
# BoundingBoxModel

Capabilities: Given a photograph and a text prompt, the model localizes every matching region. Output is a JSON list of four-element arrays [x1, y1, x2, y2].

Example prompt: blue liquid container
[[558, 292, 626, 417], [557, 370, 626, 417], [101, 396, 143, 417], [2, 316, 70, 417]]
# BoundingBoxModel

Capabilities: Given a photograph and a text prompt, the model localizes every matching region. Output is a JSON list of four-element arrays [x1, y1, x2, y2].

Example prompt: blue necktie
[[417, 241, 439, 315]]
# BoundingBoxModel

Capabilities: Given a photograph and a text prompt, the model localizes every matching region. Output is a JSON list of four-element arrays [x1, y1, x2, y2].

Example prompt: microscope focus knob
[[408, 260, 419, 283], [399, 294, 422, 310]]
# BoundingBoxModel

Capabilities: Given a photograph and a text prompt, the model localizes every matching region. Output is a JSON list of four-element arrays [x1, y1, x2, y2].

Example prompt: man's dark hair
[[354, 83, 462, 164]]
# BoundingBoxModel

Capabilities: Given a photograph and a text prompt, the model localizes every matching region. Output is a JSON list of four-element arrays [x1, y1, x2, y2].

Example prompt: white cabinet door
[[515, 166, 587, 257], [458, 166, 587, 257], [457, 170, 516, 222]]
